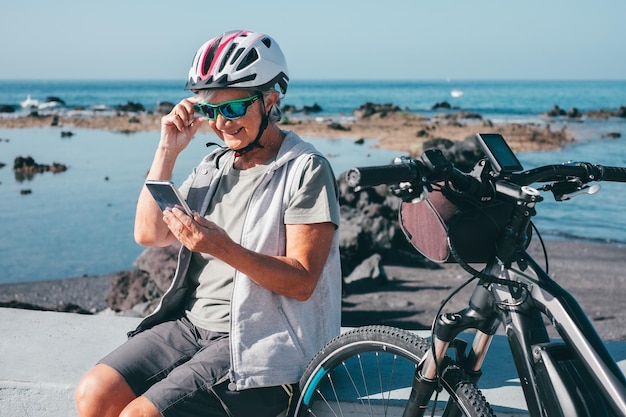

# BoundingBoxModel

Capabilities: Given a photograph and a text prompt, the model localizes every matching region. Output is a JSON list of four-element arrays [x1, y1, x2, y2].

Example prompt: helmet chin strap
[[233, 112, 268, 157]]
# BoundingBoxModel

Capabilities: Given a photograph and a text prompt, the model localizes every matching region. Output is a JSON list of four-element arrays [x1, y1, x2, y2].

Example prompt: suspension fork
[[402, 284, 501, 416], [428, 283, 501, 377]]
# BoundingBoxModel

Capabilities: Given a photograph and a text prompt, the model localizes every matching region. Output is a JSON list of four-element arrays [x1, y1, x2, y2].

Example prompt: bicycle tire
[[294, 325, 496, 417]]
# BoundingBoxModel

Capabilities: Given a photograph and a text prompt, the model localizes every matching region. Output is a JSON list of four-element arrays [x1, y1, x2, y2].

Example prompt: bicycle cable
[[530, 221, 549, 274], [428, 271, 479, 415]]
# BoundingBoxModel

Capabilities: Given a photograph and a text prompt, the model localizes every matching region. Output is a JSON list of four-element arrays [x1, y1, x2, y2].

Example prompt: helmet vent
[[219, 43, 238, 73], [201, 39, 221, 76], [237, 49, 259, 71], [261, 37, 271, 48], [215, 74, 229, 86], [230, 48, 245, 65]]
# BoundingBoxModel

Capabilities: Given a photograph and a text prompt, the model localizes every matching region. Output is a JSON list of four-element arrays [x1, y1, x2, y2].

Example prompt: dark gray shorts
[[100, 317, 295, 417]]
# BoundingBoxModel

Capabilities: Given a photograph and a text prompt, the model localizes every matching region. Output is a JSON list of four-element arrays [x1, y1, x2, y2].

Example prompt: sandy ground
[[342, 239, 626, 342]]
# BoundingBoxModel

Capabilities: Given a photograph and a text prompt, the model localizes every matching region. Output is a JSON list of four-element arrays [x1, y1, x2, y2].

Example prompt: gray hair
[[196, 89, 282, 123]]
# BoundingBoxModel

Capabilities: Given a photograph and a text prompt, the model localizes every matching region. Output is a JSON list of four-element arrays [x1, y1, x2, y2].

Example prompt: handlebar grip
[[346, 163, 419, 188], [599, 165, 626, 182]]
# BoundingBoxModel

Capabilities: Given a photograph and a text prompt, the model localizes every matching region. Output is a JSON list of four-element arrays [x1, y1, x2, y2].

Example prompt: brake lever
[[541, 180, 601, 201], [390, 182, 429, 202], [558, 184, 601, 201]]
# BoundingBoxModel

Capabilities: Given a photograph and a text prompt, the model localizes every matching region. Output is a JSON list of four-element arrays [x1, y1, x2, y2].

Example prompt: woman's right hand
[[135, 96, 208, 247], [159, 97, 207, 154]]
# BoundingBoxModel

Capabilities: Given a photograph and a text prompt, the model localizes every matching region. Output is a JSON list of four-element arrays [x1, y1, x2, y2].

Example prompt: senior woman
[[75, 30, 341, 417]]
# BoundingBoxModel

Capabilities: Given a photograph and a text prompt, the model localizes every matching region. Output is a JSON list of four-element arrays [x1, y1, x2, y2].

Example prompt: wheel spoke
[[295, 326, 496, 417]]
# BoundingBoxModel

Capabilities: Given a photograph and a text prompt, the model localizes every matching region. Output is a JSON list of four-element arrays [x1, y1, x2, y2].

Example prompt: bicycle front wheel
[[295, 325, 495, 417]]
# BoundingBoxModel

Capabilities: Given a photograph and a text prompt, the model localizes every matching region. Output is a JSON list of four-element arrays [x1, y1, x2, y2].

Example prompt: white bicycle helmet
[[185, 30, 289, 94]]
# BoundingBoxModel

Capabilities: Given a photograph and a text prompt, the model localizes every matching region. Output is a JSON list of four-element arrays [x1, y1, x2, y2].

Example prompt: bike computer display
[[475, 133, 524, 174]]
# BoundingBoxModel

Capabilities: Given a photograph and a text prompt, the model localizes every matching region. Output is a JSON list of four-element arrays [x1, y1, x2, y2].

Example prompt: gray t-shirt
[[184, 152, 339, 332]]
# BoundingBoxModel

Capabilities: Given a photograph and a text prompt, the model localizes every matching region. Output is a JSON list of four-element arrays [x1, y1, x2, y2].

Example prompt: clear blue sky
[[1, 0, 624, 81]]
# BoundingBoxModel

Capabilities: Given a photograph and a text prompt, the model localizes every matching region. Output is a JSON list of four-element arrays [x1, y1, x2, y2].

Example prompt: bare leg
[[75, 364, 137, 417], [119, 396, 162, 417]]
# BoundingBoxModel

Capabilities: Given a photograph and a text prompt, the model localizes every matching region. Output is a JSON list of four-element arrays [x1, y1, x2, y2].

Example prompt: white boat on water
[[450, 89, 464, 98], [20, 95, 40, 109], [20, 95, 66, 110], [37, 101, 61, 110]]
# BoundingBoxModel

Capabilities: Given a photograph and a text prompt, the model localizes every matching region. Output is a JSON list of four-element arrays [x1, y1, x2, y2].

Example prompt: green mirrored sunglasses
[[196, 95, 260, 121]]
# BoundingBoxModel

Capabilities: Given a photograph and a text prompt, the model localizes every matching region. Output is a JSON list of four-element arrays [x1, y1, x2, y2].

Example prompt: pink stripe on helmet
[[199, 30, 250, 80]]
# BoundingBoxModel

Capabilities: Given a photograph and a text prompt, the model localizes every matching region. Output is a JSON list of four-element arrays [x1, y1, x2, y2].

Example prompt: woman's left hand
[[162, 207, 232, 255]]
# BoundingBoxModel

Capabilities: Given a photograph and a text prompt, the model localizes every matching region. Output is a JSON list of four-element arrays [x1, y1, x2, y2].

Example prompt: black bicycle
[[294, 133, 626, 416]]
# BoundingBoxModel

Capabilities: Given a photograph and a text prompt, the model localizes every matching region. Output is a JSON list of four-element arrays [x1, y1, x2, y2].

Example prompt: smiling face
[[201, 89, 267, 151]]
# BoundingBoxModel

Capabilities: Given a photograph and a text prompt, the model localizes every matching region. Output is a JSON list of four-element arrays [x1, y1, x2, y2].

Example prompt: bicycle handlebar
[[509, 163, 626, 186], [346, 150, 626, 201], [345, 163, 420, 189]]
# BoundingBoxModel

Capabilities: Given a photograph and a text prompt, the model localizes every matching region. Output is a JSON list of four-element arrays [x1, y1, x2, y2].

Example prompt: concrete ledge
[[0, 308, 141, 417], [2, 307, 626, 416]]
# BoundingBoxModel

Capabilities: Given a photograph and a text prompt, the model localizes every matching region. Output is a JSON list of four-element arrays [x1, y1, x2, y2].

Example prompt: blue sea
[[1, 80, 625, 284]]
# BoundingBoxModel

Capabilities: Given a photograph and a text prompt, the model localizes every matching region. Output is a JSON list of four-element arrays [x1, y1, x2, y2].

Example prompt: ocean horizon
[[2, 79, 626, 118]]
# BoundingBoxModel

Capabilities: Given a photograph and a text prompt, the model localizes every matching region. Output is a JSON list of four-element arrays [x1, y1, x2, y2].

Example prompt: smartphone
[[145, 180, 193, 215], [475, 133, 524, 174]]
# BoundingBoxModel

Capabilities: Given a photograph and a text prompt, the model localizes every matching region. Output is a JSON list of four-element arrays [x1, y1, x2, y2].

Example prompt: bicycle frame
[[344, 143, 626, 416], [497, 251, 626, 415], [415, 181, 626, 416]]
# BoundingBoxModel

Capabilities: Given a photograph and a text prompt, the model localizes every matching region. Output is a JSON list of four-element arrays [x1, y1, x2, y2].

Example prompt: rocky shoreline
[[0, 101, 585, 155]]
